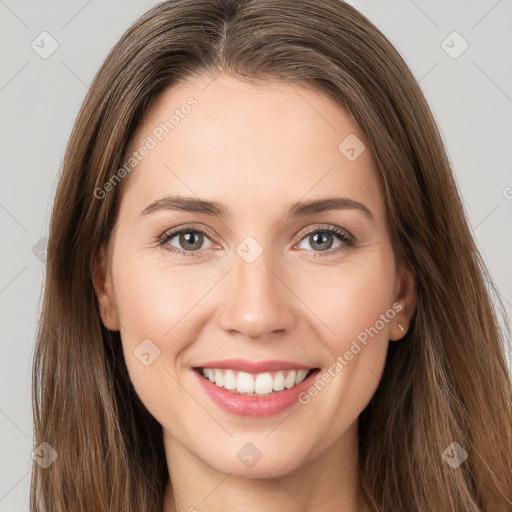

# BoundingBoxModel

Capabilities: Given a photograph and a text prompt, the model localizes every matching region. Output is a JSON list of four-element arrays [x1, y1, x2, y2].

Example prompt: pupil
[[181, 231, 202, 250], [311, 232, 332, 251]]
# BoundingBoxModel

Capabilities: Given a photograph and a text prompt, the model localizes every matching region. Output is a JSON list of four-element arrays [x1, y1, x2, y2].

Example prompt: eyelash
[[156, 224, 355, 259]]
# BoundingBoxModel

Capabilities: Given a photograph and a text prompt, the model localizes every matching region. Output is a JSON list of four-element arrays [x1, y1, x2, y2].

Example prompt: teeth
[[214, 369, 224, 387], [200, 367, 312, 395], [255, 373, 274, 395], [224, 370, 237, 390], [284, 371, 296, 389], [237, 372, 255, 393], [295, 369, 309, 385], [274, 371, 285, 391]]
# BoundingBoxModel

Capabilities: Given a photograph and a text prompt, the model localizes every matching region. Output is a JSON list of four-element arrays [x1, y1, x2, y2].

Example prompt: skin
[[94, 73, 415, 512]]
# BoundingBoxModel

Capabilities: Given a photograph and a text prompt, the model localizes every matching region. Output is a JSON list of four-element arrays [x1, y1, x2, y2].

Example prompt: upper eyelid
[[160, 224, 217, 241], [298, 224, 353, 240]]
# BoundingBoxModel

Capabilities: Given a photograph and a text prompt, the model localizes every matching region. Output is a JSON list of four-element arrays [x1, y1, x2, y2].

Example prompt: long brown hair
[[31, 1, 512, 510]]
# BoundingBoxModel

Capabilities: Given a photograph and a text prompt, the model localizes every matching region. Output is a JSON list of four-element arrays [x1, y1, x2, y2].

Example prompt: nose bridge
[[217, 235, 296, 338]]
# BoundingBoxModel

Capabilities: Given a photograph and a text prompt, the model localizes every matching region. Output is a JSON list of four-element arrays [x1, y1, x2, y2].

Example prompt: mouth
[[193, 367, 321, 397]]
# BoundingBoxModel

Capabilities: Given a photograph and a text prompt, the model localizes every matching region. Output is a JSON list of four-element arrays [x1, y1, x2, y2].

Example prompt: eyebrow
[[137, 195, 375, 223]]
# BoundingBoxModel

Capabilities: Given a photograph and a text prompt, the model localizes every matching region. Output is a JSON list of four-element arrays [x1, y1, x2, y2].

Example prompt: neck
[[162, 420, 369, 512]]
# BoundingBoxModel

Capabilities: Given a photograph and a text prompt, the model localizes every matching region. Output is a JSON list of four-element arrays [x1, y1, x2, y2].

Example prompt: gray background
[[1, 0, 511, 509]]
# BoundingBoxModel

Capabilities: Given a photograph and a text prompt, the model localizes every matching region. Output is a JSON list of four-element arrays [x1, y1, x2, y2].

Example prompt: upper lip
[[194, 358, 317, 373]]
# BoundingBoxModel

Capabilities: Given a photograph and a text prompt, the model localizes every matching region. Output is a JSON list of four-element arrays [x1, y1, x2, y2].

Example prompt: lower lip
[[193, 368, 320, 417]]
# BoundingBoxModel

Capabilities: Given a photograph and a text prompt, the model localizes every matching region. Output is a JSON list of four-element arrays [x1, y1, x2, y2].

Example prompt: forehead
[[119, 74, 383, 221]]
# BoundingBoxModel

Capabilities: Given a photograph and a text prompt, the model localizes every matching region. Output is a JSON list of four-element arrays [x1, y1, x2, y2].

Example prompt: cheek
[[298, 253, 397, 349], [291, 250, 396, 416], [111, 253, 229, 421], [113, 255, 211, 344], [111, 258, 209, 432]]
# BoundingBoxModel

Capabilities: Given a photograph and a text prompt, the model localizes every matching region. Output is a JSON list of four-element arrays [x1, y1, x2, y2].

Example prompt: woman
[[31, 1, 512, 511]]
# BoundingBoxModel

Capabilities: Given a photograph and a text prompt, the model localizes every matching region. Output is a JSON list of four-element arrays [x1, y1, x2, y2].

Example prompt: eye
[[295, 225, 354, 256], [157, 224, 355, 258], [157, 226, 218, 257]]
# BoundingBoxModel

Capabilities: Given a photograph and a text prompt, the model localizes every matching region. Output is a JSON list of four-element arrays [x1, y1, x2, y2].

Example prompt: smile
[[196, 367, 315, 396], [193, 366, 322, 417]]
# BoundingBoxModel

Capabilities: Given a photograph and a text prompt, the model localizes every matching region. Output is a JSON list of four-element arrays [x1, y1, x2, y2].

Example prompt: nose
[[217, 242, 298, 340]]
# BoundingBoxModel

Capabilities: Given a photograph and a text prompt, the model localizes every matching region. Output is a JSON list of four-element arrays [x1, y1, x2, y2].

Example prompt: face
[[94, 74, 415, 478]]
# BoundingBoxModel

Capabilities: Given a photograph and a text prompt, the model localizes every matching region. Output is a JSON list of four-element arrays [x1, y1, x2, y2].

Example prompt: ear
[[92, 244, 120, 331], [389, 260, 416, 341]]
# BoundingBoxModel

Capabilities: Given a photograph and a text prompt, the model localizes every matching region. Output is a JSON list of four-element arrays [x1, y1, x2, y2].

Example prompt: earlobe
[[389, 261, 416, 341], [92, 245, 120, 331]]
